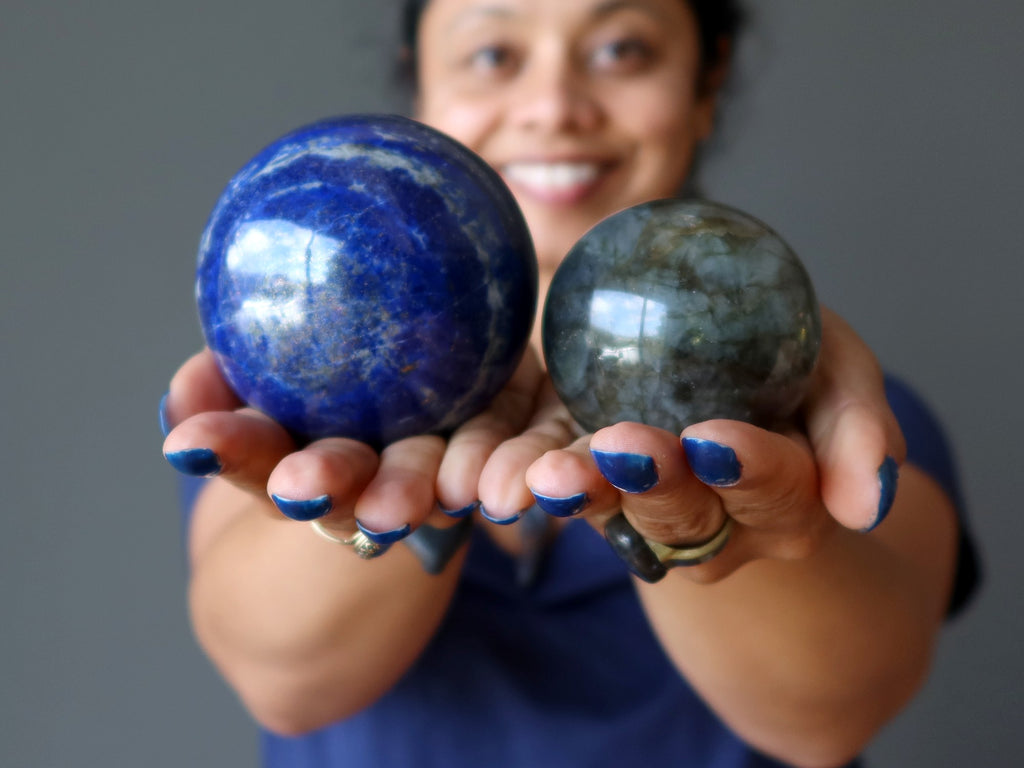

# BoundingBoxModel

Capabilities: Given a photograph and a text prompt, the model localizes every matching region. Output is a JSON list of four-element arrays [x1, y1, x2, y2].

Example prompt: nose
[[509, 49, 601, 133]]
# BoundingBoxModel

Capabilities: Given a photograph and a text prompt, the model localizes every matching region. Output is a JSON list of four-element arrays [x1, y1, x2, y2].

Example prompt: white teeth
[[503, 162, 600, 191]]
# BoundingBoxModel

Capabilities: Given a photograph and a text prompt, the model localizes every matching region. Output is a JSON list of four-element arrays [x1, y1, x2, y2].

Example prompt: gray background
[[2, 0, 1020, 765]]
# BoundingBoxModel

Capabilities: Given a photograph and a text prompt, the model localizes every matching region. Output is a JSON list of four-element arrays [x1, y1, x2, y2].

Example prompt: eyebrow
[[444, 4, 517, 34], [592, 0, 668, 22]]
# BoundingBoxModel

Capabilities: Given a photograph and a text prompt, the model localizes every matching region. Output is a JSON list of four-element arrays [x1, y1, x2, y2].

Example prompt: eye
[[466, 43, 519, 77], [590, 38, 655, 74]]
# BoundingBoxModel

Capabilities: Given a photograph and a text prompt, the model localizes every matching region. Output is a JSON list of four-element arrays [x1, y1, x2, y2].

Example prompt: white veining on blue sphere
[[266, 144, 446, 188]]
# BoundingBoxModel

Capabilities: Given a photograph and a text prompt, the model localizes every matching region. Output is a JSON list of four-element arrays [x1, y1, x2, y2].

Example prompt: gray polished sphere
[[543, 199, 821, 434]]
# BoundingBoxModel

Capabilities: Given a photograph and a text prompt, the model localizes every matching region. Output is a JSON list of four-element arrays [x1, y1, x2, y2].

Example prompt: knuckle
[[769, 516, 832, 561], [631, 507, 719, 547], [774, 533, 817, 561]]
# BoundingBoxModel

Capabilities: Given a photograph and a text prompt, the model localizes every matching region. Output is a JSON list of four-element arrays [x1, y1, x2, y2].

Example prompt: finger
[[436, 347, 545, 517], [804, 308, 905, 531], [476, 377, 579, 523], [352, 435, 448, 541], [588, 422, 724, 546], [162, 408, 295, 497], [163, 348, 242, 431], [680, 420, 834, 561], [524, 433, 621, 523], [266, 437, 380, 525]]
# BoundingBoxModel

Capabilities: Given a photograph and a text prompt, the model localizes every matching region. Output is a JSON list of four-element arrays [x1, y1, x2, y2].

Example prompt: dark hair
[[399, 0, 744, 79], [687, 0, 745, 71]]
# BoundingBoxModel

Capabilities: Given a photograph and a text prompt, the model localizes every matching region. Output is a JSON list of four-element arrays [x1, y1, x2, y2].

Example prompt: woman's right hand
[[162, 345, 566, 734], [161, 345, 563, 561]]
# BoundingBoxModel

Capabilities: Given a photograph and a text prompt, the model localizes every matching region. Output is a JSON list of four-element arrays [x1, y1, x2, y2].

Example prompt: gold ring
[[604, 513, 734, 583], [646, 517, 734, 568], [309, 519, 382, 559]]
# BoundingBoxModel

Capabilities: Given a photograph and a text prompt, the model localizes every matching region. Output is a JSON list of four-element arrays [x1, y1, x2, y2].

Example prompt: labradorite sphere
[[543, 199, 820, 434], [197, 115, 537, 447]]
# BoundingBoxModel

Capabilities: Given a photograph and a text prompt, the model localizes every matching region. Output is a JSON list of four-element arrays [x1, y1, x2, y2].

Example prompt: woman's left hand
[[523, 306, 907, 582], [520, 306, 962, 766]]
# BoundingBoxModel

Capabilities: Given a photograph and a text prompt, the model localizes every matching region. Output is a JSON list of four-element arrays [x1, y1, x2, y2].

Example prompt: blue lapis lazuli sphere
[[197, 114, 537, 447], [543, 199, 821, 435]]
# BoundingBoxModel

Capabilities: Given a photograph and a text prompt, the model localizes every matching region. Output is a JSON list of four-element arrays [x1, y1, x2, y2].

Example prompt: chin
[[532, 233, 586, 275], [526, 215, 609, 274]]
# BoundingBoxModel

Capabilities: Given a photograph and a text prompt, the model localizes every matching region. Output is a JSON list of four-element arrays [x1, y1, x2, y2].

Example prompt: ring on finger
[[604, 512, 734, 583], [310, 519, 382, 559], [646, 517, 734, 568]]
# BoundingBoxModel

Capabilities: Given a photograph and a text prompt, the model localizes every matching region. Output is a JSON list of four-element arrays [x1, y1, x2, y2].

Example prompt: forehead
[[421, 0, 688, 30]]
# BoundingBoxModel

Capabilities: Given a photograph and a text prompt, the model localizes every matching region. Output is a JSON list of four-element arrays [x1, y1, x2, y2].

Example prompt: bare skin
[[164, 1, 961, 764]]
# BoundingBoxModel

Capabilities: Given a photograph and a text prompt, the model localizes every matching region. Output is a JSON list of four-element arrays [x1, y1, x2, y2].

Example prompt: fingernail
[[530, 490, 589, 518], [164, 448, 222, 477], [865, 456, 899, 532], [479, 504, 525, 525], [356, 519, 412, 545], [682, 438, 742, 487], [437, 500, 479, 519], [590, 450, 659, 493], [271, 494, 333, 521], [158, 392, 172, 437]]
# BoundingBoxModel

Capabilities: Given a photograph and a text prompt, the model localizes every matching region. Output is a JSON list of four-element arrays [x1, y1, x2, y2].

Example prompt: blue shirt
[[181, 375, 978, 767]]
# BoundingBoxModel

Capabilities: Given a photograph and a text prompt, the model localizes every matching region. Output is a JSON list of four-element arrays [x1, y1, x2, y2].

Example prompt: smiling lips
[[501, 161, 610, 205]]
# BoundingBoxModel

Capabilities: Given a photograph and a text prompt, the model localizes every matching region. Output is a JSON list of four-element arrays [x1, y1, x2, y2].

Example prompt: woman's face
[[415, 0, 720, 274]]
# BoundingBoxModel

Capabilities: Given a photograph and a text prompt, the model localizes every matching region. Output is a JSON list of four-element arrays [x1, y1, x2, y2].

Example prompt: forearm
[[638, 466, 958, 767], [188, 480, 463, 736]]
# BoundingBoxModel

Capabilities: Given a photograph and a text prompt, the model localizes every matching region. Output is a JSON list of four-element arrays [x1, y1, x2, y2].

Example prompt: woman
[[161, 1, 978, 765]]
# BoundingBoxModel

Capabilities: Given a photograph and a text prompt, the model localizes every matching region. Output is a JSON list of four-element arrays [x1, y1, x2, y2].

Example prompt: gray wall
[[2, 1, 1020, 765]]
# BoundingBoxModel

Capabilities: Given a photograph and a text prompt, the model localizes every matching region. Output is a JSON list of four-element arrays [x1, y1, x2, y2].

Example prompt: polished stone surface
[[197, 114, 537, 447], [543, 199, 820, 434], [603, 513, 668, 583]]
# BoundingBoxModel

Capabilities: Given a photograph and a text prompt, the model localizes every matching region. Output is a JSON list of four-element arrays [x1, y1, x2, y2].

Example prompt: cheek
[[614, 89, 703, 185], [613, 69, 703, 140], [638, 100, 700, 150]]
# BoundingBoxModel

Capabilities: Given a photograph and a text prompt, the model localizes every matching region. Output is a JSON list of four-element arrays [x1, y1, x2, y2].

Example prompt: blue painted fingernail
[[164, 448, 221, 477], [865, 456, 899, 532], [479, 505, 525, 525], [590, 450, 659, 493], [356, 519, 412, 545], [271, 494, 333, 521], [682, 438, 742, 487], [530, 490, 589, 518], [158, 392, 172, 437], [438, 500, 479, 519]]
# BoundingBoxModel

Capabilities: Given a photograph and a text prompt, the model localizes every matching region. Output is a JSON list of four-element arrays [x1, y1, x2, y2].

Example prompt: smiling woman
[[413, 0, 727, 276], [161, 1, 978, 766]]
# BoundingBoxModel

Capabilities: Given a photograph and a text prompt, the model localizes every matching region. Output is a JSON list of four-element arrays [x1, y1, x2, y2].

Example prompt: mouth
[[500, 161, 610, 205]]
